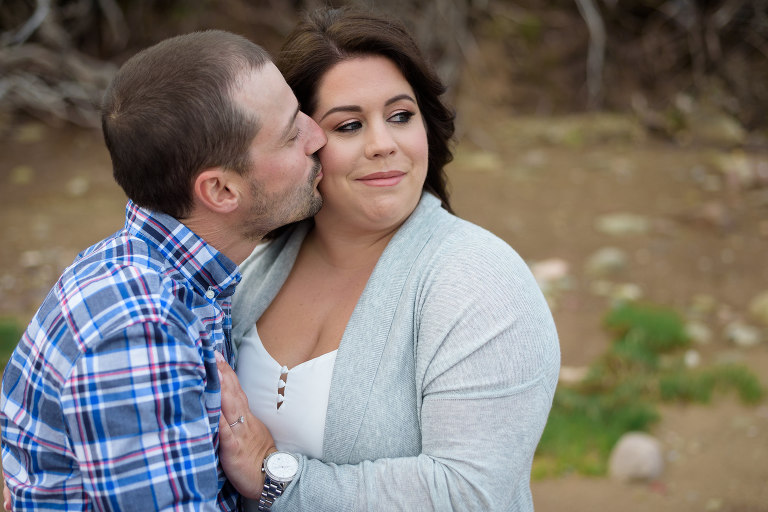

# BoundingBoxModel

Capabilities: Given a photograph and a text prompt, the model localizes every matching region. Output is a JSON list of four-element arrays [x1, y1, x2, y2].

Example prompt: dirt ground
[[1, 98, 768, 510]]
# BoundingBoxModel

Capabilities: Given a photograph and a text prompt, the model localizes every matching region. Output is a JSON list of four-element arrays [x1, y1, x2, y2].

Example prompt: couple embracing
[[1, 7, 559, 512]]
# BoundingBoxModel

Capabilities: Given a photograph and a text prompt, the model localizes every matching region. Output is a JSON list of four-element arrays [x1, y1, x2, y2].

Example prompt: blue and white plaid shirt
[[1, 201, 242, 510]]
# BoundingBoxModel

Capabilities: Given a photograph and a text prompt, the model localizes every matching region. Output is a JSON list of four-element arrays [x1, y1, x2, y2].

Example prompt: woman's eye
[[390, 111, 414, 123], [337, 121, 362, 132]]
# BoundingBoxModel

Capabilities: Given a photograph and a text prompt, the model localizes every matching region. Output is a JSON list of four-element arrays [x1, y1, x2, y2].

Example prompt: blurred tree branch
[[0, 0, 121, 127], [0, 0, 766, 132], [574, 0, 606, 109], [2, 0, 51, 45]]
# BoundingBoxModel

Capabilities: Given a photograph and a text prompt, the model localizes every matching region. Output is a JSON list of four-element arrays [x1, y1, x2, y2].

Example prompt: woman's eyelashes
[[390, 110, 415, 124], [334, 110, 416, 133], [337, 120, 362, 133]]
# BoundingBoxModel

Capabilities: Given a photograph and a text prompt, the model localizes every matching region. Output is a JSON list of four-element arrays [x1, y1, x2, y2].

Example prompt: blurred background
[[1, 0, 767, 510]]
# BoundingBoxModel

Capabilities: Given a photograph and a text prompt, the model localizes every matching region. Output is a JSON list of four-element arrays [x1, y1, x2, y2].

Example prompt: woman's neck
[[306, 216, 401, 271]]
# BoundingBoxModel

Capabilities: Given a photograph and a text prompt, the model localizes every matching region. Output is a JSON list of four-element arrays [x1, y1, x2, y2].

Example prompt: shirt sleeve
[[60, 319, 222, 510]]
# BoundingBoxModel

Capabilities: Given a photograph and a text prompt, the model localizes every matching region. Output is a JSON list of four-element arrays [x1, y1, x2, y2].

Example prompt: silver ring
[[228, 415, 245, 428]]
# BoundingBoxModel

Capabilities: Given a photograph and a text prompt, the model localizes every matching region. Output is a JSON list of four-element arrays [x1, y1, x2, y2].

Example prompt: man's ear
[[193, 168, 242, 214]]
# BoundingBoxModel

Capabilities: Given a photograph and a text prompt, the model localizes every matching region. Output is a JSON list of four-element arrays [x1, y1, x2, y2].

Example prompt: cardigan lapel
[[322, 193, 448, 463]]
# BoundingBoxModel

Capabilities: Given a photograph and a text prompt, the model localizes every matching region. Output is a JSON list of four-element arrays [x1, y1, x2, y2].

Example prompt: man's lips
[[357, 171, 405, 186]]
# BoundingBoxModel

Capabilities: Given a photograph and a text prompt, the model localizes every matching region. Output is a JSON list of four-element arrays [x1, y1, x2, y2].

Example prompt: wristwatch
[[257, 450, 299, 511]]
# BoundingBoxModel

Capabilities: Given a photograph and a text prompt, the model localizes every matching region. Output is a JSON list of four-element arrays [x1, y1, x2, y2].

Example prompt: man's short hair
[[102, 30, 270, 218]]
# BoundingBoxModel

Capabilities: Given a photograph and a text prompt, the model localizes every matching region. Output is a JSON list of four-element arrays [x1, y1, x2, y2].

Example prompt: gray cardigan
[[232, 192, 560, 511]]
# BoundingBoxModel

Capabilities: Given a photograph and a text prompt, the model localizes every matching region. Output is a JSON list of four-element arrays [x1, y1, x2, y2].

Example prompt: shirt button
[[205, 288, 215, 299]]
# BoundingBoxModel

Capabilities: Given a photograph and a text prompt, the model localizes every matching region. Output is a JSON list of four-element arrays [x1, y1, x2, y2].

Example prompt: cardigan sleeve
[[271, 228, 561, 512]]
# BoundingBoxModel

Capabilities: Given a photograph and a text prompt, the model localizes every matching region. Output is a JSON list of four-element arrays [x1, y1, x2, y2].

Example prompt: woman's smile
[[355, 171, 406, 187]]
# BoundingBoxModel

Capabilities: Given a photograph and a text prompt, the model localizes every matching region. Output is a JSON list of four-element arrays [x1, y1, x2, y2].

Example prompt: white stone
[[724, 322, 763, 348], [529, 258, 570, 284], [595, 213, 650, 236], [608, 432, 664, 483], [610, 283, 643, 302], [585, 247, 628, 276], [559, 366, 589, 385], [19, 250, 44, 268], [66, 176, 90, 197], [684, 349, 701, 368], [685, 321, 713, 345]]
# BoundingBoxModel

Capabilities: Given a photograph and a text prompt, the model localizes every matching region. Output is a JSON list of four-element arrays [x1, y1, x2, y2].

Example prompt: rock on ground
[[608, 431, 665, 483]]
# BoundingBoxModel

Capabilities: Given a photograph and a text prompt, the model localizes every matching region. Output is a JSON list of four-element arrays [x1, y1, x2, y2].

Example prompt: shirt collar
[[124, 200, 241, 299]]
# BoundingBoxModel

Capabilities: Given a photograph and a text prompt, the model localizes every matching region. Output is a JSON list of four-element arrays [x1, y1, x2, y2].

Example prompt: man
[[0, 30, 325, 510]]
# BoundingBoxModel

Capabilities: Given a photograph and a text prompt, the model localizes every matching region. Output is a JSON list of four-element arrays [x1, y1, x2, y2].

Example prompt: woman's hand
[[3, 480, 11, 511], [216, 351, 276, 499]]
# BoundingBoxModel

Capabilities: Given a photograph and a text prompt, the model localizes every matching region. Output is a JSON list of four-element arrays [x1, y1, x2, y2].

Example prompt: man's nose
[[305, 115, 327, 154]]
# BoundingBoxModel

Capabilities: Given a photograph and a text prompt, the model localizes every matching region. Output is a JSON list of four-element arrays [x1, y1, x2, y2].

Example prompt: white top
[[236, 323, 337, 460]]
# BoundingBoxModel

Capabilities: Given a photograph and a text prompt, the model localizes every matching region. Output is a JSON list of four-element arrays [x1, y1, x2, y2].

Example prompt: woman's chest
[[257, 262, 371, 367]]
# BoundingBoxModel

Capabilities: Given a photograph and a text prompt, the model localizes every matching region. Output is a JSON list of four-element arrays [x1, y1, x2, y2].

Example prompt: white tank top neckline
[[236, 323, 337, 459]]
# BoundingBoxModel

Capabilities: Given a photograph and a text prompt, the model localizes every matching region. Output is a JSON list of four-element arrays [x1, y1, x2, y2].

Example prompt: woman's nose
[[364, 121, 397, 159]]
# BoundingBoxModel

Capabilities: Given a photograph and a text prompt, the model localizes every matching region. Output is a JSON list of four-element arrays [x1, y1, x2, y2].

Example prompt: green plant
[[604, 302, 689, 357], [659, 364, 764, 405], [534, 301, 765, 479], [0, 317, 22, 369], [534, 387, 659, 478]]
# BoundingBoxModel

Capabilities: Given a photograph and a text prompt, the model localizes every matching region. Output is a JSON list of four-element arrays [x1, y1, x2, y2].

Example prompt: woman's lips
[[357, 171, 405, 187]]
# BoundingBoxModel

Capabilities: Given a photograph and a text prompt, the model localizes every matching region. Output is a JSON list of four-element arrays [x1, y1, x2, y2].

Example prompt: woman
[[220, 7, 560, 511]]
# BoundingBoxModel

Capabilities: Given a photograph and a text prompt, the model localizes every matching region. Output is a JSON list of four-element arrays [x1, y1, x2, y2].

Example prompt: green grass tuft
[[534, 301, 765, 479], [604, 302, 690, 354], [534, 388, 659, 478], [659, 364, 764, 405], [0, 317, 22, 369], [0, 318, 22, 349]]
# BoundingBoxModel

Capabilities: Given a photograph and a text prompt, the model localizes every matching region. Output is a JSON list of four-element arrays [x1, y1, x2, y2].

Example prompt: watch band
[[257, 476, 286, 511]]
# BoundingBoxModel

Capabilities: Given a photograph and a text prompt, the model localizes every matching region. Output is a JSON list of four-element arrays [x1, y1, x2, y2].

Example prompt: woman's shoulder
[[427, 211, 529, 279], [406, 194, 522, 266]]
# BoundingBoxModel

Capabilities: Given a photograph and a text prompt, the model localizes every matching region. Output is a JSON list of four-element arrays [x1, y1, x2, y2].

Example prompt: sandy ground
[[1, 107, 767, 510]]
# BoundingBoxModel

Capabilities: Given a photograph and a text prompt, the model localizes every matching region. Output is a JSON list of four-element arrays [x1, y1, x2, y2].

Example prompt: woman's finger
[[217, 393, 276, 498], [214, 350, 281, 498], [4, 481, 12, 511], [215, 351, 250, 425]]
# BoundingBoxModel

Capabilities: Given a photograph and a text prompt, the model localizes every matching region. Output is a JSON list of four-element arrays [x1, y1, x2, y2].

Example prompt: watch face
[[266, 452, 299, 482]]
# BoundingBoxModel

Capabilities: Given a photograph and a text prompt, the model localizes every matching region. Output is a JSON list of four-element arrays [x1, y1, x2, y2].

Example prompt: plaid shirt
[[1, 201, 242, 510]]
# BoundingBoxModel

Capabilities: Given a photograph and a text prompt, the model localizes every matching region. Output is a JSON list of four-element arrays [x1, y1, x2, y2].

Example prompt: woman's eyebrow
[[385, 94, 416, 106], [319, 94, 417, 122], [319, 105, 361, 122]]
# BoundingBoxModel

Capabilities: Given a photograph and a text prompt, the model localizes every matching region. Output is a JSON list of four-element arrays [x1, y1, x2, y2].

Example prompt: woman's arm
[[220, 236, 560, 511]]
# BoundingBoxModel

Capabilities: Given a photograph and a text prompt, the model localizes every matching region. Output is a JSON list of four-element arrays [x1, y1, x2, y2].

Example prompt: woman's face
[[311, 56, 428, 232]]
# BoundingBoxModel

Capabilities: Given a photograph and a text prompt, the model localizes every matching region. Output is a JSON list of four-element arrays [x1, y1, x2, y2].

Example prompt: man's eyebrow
[[280, 104, 301, 140], [319, 94, 417, 122]]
